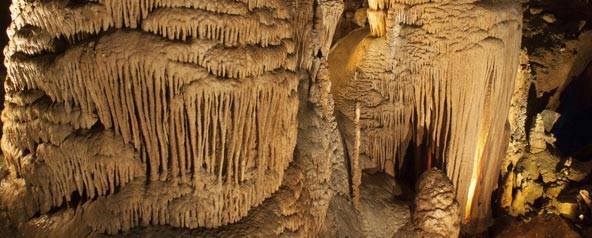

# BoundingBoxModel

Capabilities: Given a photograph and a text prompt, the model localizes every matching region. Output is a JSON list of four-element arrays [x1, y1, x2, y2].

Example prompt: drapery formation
[[1, 0, 344, 236], [332, 0, 522, 232]]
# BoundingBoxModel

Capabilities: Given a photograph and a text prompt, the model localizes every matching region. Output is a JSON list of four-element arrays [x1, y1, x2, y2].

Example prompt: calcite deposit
[[413, 169, 460, 238], [330, 0, 522, 232], [0, 0, 344, 236], [7, 0, 590, 237]]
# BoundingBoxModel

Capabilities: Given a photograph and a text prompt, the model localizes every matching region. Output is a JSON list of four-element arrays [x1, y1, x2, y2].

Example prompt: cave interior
[[0, 0, 592, 238]]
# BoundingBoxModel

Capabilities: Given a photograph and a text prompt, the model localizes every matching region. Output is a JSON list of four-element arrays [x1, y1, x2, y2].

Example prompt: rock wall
[[498, 0, 592, 235], [6, 0, 585, 236], [0, 0, 345, 237]]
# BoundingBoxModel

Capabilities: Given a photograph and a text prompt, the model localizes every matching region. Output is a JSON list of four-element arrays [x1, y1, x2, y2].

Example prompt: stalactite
[[25, 131, 144, 214], [367, 9, 386, 37], [6, 25, 58, 56], [141, 8, 292, 47], [1, 0, 345, 235], [331, 0, 522, 233], [4, 39, 300, 226], [8, 0, 291, 48]]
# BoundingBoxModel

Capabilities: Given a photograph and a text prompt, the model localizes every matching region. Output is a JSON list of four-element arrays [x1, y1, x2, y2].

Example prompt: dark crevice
[[523, 0, 592, 57], [0, 0, 10, 73], [553, 61, 592, 160], [66, 0, 100, 9]]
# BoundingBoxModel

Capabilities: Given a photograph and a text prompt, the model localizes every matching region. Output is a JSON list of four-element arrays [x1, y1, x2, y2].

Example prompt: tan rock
[[530, 31, 592, 110], [414, 169, 460, 238], [508, 156, 546, 216], [536, 151, 560, 184], [545, 182, 568, 199], [500, 171, 516, 209], [529, 114, 547, 153], [579, 190, 591, 210], [517, 156, 540, 180], [543, 14, 557, 24], [529, 7, 543, 15], [524, 182, 544, 206], [565, 159, 592, 182], [541, 110, 560, 132], [494, 214, 581, 238], [551, 197, 580, 220], [0, 156, 6, 181], [579, 20, 587, 32], [510, 189, 528, 216], [353, 8, 368, 27], [360, 173, 410, 238]]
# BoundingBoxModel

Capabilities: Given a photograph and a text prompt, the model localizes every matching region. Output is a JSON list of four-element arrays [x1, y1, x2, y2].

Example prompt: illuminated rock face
[[1, 0, 525, 235], [331, 0, 522, 232], [1, 0, 343, 236], [414, 169, 460, 238]]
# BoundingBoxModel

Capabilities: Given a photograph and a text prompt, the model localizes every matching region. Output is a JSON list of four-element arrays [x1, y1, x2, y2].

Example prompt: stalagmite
[[330, 0, 522, 233], [352, 102, 361, 210], [414, 169, 460, 238]]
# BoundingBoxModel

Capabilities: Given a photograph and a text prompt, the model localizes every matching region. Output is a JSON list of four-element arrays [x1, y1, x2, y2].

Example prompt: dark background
[[1, 0, 11, 73], [1, 0, 11, 131]]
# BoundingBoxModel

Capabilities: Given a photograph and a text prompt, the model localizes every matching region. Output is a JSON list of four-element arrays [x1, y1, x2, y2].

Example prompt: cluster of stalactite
[[1, 0, 344, 236], [330, 0, 522, 232], [0, 0, 528, 235]]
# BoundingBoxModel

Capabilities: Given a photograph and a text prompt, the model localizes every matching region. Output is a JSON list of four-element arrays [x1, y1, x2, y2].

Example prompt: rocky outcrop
[[499, 0, 592, 230], [493, 214, 583, 238]]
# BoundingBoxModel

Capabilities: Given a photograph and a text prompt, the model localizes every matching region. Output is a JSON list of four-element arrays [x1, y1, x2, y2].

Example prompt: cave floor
[[323, 172, 415, 238], [359, 173, 412, 238]]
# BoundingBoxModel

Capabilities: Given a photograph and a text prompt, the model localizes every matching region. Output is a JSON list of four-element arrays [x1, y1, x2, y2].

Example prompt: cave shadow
[[1, 0, 10, 72], [552, 61, 592, 161]]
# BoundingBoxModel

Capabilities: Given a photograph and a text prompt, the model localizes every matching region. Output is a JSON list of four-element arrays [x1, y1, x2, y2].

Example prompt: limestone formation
[[359, 173, 410, 238], [330, 0, 522, 232], [1, 0, 344, 236], [3, 0, 569, 236], [413, 169, 460, 238], [499, 0, 592, 228]]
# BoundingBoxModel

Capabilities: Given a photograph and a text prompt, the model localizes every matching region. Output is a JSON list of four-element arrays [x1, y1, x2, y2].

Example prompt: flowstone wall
[[330, 0, 522, 233], [0, 0, 530, 237], [0, 0, 345, 237]]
